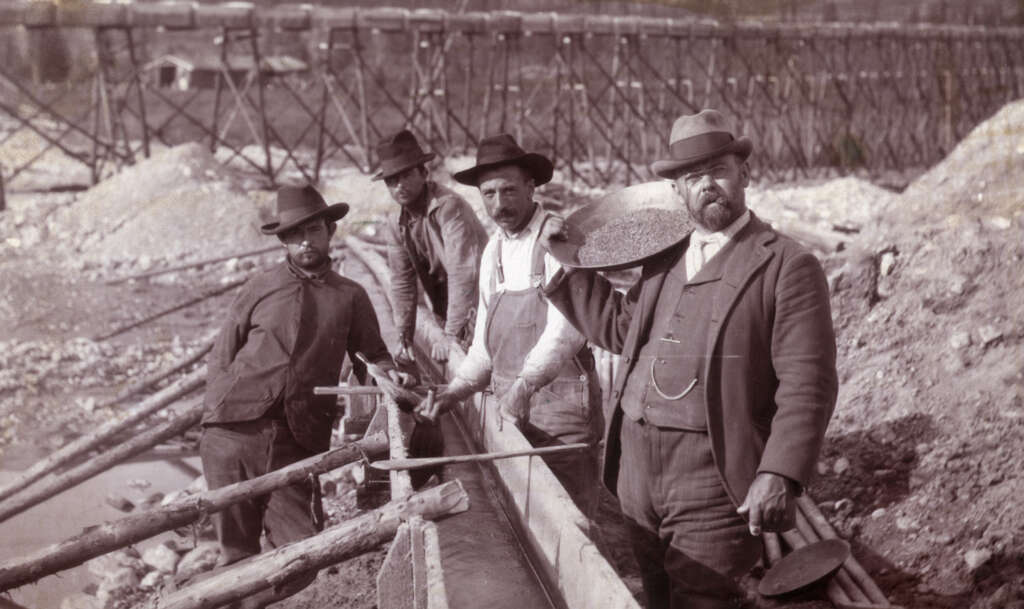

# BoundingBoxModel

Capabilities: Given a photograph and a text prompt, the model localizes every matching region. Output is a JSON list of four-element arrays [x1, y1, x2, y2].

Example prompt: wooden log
[[92, 334, 215, 413], [92, 279, 245, 342], [0, 368, 206, 505], [104, 245, 279, 284], [0, 434, 388, 591], [762, 531, 783, 566], [793, 509, 868, 603], [0, 399, 204, 525], [797, 496, 891, 606], [779, 528, 851, 604], [149, 480, 470, 609]]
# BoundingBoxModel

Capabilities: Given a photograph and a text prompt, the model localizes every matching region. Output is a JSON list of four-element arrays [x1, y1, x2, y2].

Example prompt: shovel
[[370, 442, 590, 471]]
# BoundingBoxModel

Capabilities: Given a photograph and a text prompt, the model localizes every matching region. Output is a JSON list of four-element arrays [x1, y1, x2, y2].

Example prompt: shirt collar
[[691, 209, 751, 246], [499, 204, 542, 240]]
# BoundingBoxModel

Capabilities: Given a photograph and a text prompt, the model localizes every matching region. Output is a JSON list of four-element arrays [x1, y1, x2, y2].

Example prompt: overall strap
[[529, 212, 552, 288]]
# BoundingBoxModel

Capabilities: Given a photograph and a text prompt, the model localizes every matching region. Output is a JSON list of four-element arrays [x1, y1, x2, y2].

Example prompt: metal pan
[[758, 538, 851, 597], [547, 181, 693, 272]]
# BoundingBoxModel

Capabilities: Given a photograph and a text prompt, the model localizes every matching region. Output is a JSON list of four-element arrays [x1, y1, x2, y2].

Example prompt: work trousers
[[617, 417, 760, 609], [199, 419, 324, 609]]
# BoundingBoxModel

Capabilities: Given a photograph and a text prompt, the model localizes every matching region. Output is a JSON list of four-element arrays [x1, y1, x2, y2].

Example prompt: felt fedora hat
[[373, 129, 436, 181], [651, 109, 753, 179], [260, 184, 349, 235], [453, 133, 553, 186]]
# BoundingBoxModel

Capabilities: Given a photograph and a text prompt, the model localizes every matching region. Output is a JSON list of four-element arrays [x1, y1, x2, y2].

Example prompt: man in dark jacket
[[201, 184, 409, 608], [539, 109, 838, 609], [376, 130, 488, 363]]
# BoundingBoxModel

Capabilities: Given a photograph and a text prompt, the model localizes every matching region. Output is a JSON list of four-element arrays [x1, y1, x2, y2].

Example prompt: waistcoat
[[620, 238, 737, 429]]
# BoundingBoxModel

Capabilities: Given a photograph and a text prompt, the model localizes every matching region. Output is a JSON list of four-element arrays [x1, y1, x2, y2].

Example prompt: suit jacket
[[544, 213, 838, 506], [384, 181, 488, 342]]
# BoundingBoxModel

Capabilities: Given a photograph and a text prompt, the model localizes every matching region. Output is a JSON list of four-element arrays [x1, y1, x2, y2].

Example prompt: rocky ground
[[0, 99, 1022, 609]]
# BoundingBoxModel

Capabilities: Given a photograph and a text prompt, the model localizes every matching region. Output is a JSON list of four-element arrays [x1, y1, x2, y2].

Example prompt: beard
[[688, 192, 740, 232], [291, 248, 326, 269]]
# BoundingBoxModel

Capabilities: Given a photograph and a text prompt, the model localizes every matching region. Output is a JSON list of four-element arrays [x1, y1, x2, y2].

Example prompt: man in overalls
[[417, 134, 603, 515]]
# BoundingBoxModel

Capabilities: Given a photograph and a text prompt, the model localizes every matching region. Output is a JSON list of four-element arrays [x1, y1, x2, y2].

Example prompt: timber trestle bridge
[[1, 2, 1024, 208]]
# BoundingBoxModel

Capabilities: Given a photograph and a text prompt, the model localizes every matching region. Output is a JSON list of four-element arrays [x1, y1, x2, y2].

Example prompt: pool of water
[[0, 453, 202, 608]]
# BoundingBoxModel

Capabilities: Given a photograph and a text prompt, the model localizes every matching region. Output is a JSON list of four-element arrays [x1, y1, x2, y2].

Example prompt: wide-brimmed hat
[[260, 184, 349, 235], [651, 109, 753, 179], [453, 133, 553, 186], [373, 130, 436, 181]]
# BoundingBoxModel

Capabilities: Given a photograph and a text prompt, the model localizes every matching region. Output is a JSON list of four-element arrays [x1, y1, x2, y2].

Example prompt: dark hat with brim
[[372, 129, 436, 181], [260, 184, 349, 235], [453, 133, 553, 186], [651, 109, 753, 179]]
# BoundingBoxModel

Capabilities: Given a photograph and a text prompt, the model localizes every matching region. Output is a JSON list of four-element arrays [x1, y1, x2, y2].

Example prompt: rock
[[104, 566, 140, 589], [833, 457, 851, 475], [978, 325, 1002, 345], [870, 508, 886, 519], [143, 542, 181, 574], [127, 478, 152, 491], [175, 541, 221, 581], [60, 592, 102, 609], [105, 493, 134, 513], [878, 251, 896, 276], [816, 461, 829, 476], [834, 498, 854, 513], [963, 548, 992, 571], [949, 331, 971, 350], [948, 274, 969, 295], [896, 516, 915, 531], [225, 257, 240, 272], [140, 570, 168, 590], [87, 550, 146, 579], [984, 216, 1012, 230], [186, 475, 208, 494]]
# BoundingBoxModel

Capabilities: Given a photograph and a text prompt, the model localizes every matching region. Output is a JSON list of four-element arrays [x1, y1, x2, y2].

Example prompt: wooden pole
[[793, 509, 868, 603], [93, 334, 215, 412], [0, 368, 206, 505], [104, 245, 279, 284], [0, 434, 388, 591], [797, 496, 891, 606], [371, 442, 590, 471], [92, 279, 245, 342], [149, 480, 470, 609], [779, 527, 852, 605], [0, 400, 204, 525]]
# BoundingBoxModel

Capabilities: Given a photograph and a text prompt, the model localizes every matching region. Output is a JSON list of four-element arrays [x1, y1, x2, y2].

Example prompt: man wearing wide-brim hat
[[539, 109, 838, 608], [376, 129, 488, 365], [200, 184, 411, 608], [415, 133, 604, 517]]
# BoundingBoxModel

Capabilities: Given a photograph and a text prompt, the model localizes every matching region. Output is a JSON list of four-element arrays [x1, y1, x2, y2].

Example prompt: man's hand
[[430, 340, 450, 363], [496, 377, 534, 428], [414, 386, 456, 423], [386, 369, 416, 388], [736, 472, 798, 536], [537, 216, 568, 252], [395, 337, 416, 367]]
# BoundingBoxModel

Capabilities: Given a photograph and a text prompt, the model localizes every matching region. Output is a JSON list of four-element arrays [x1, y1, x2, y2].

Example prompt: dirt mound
[[816, 99, 1024, 608], [47, 143, 268, 266], [900, 99, 1024, 222]]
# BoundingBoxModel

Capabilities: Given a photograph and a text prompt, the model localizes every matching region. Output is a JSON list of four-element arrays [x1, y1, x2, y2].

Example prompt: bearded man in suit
[[539, 109, 838, 609]]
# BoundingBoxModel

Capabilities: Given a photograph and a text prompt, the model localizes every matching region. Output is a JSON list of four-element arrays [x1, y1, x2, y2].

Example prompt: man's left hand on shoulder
[[736, 472, 799, 536]]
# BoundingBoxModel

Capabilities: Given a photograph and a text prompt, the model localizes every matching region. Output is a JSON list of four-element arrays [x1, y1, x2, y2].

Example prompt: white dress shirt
[[454, 207, 587, 390], [685, 209, 751, 278]]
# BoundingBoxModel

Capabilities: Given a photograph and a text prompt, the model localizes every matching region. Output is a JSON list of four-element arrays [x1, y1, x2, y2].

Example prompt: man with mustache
[[201, 185, 411, 608], [415, 134, 603, 516], [539, 109, 838, 608], [377, 130, 488, 364]]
